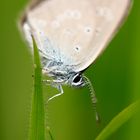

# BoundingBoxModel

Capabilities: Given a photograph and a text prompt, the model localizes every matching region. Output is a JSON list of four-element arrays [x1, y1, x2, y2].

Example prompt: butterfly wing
[[76, 0, 132, 72], [21, 0, 132, 71]]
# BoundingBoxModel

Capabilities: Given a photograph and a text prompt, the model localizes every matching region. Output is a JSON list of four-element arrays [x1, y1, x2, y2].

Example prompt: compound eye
[[72, 74, 84, 87], [73, 75, 82, 83]]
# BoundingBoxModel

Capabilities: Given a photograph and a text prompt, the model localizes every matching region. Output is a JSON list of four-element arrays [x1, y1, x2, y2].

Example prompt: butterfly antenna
[[83, 75, 100, 123]]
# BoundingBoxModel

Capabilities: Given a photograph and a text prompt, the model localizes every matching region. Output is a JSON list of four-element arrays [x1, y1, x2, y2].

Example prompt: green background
[[0, 0, 140, 140]]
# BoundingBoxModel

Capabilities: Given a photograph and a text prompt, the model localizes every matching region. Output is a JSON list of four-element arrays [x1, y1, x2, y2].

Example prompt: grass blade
[[95, 100, 140, 140], [29, 35, 46, 140]]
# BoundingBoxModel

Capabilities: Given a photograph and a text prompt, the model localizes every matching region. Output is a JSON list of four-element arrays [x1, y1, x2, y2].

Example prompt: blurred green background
[[0, 0, 140, 140]]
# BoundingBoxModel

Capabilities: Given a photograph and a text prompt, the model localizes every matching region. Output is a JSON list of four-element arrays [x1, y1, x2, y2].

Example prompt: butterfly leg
[[43, 80, 64, 102], [47, 84, 64, 102]]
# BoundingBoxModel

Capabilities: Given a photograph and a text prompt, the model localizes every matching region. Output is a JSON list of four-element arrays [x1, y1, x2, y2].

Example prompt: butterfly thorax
[[43, 59, 75, 82]]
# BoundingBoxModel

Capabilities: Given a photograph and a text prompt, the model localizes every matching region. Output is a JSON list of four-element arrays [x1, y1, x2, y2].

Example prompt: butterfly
[[19, 0, 132, 121]]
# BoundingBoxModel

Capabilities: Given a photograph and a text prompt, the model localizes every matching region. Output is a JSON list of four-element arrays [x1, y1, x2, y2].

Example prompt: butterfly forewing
[[22, 0, 131, 72]]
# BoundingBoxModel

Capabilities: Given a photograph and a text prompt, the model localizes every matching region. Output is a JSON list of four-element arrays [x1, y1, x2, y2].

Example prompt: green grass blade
[[95, 100, 140, 140], [29, 35, 46, 140]]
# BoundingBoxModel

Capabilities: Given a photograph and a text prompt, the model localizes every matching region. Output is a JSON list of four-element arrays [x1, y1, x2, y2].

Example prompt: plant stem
[[29, 35, 46, 140]]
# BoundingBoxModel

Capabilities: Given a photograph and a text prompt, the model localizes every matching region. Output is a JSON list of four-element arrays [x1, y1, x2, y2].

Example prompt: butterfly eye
[[73, 75, 81, 83], [71, 73, 84, 87]]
